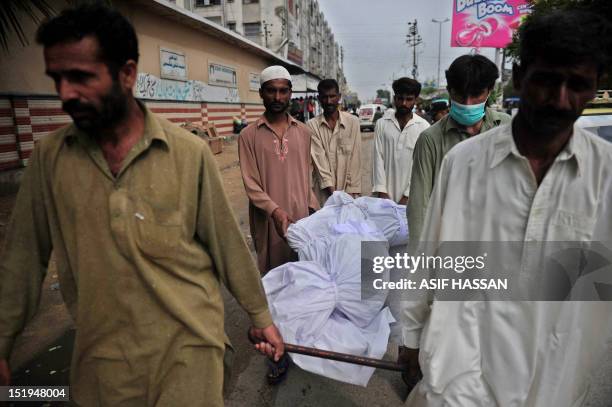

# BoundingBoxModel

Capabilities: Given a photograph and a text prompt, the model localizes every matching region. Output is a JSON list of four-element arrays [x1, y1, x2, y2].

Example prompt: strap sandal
[[266, 353, 290, 385]]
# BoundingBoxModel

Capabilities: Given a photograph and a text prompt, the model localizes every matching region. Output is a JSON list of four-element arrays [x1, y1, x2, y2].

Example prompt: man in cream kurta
[[372, 78, 430, 204], [308, 79, 361, 206], [400, 10, 612, 406]]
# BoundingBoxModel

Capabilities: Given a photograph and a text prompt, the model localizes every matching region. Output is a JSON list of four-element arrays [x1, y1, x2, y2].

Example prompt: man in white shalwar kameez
[[400, 11, 612, 407], [372, 78, 430, 204]]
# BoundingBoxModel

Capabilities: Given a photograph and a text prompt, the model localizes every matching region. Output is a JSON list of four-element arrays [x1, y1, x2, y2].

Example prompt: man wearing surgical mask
[[406, 55, 511, 254]]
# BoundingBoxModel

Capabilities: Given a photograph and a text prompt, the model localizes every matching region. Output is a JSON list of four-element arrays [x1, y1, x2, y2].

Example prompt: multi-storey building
[[179, 0, 347, 90]]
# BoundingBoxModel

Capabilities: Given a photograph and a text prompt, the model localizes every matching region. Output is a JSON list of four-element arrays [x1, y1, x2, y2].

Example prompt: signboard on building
[[208, 62, 237, 88], [451, 0, 531, 48], [249, 73, 260, 91], [160, 48, 187, 81], [287, 42, 304, 66]]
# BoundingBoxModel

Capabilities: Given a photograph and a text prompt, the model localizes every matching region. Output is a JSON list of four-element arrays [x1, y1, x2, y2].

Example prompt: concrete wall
[[0, 0, 271, 172], [0, 0, 269, 102], [0, 95, 265, 171], [126, 5, 266, 104]]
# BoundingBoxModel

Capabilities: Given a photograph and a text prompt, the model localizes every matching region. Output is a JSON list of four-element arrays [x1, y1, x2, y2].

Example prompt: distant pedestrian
[[308, 79, 361, 206], [372, 106, 383, 124], [298, 96, 305, 122], [306, 96, 315, 121], [290, 97, 300, 119], [372, 77, 430, 204], [429, 99, 449, 123]]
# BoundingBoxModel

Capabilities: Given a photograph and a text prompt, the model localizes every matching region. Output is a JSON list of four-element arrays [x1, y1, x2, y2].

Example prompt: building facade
[[0, 0, 309, 172], [185, 0, 347, 90]]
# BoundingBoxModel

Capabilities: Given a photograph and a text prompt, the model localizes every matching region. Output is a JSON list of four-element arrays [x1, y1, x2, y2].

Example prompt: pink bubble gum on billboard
[[451, 0, 531, 49]]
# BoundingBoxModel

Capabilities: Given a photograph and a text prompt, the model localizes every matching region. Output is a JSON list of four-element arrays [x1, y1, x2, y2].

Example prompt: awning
[[291, 73, 322, 93]]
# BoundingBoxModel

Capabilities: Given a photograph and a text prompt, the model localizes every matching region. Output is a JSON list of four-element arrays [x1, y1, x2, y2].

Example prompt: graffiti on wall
[[135, 73, 240, 103]]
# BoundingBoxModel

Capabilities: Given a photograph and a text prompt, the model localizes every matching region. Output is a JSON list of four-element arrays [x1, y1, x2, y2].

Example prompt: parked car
[[576, 109, 612, 143], [358, 104, 387, 132]]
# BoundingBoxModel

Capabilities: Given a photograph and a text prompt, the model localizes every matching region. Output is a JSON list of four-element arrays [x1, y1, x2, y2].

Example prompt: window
[[206, 16, 223, 25], [195, 0, 221, 6], [227, 22, 236, 31], [244, 22, 261, 36]]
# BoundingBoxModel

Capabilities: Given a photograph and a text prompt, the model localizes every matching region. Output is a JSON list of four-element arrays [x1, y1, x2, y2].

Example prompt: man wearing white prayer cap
[[238, 64, 318, 383], [259, 65, 292, 85], [239, 66, 318, 273]]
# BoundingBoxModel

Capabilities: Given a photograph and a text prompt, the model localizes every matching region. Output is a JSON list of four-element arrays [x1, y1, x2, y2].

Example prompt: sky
[[317, 0, 499, 103]]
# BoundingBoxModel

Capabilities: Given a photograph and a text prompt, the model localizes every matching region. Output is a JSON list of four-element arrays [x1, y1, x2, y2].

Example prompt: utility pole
[[221, 0, 226, 27], [262, 20, 272, 48], [432, 18, 450, 89], [406, 20, 422, 80]]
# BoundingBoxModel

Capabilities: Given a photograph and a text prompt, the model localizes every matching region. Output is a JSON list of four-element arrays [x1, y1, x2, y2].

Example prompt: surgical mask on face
[[449, 98, 487, 126]]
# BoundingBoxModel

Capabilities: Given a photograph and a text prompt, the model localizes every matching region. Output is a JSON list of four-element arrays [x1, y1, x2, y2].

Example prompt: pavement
[[2, 129, 612, 406]]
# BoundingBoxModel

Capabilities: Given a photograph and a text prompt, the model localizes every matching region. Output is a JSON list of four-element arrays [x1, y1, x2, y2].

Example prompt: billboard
[[451, 0, 531, 48]]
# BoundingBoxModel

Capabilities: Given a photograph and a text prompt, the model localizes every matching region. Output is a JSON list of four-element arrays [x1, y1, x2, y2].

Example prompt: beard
[[264, 100, 289, 114], [519, 99, 579, 139], [63, 80, 129, 133], [323, 103, 337, 115], [395, 106, 412, 115]]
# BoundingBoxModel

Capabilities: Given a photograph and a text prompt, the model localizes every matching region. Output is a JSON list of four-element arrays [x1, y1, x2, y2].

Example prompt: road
[[2, 130, 611, 406]]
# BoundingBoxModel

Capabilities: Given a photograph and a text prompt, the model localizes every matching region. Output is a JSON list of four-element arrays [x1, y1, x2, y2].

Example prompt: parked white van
[[358, 104, 387, 132]]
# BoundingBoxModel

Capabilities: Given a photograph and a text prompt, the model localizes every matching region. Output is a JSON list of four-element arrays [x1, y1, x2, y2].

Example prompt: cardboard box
[[180, 121, 223, 154], [208, 137, 223, 155]]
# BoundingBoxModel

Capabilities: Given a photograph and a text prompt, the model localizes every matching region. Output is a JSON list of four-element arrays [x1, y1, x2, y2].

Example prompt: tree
[[506, 0, 612, 88], [0, 0, 56, 52], [376, 89, 391, 102], [0, 1, 113, 53], [421, 86, 437, 96]]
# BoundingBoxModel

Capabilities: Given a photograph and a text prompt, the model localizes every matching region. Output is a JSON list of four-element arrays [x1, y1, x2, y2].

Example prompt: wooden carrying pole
[[249, 332, 407, 372]]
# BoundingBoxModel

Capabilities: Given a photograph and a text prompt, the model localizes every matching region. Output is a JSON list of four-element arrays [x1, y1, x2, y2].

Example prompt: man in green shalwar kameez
[[0, 4, 283, 406]]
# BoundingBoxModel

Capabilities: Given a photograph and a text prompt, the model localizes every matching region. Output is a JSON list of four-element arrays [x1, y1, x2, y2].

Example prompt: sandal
[[401, 369, 422, 390], [266, 353, 290, 385], [247, 328, 290, 385]]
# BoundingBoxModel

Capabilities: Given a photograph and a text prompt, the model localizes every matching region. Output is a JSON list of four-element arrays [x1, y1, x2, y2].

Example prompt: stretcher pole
[[248, 332, 408, 372]]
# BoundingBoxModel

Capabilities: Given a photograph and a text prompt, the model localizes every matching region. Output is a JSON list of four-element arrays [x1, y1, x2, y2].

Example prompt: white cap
[[260, 65, 292, 86]]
